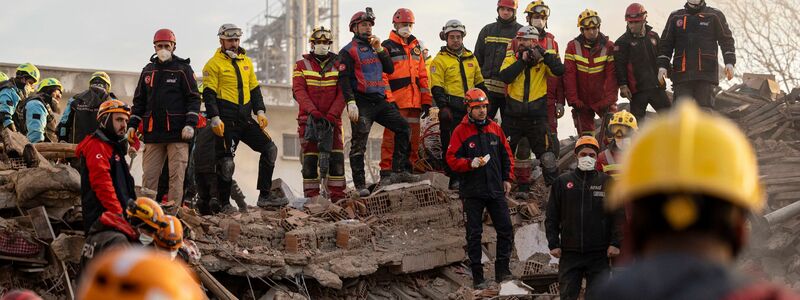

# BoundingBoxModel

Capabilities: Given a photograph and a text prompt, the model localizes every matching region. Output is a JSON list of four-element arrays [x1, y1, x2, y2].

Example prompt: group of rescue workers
[[2, 0, 799, 298]]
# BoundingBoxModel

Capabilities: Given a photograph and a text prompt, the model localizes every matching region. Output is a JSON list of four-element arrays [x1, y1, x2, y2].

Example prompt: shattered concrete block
[[285, 227, 318, 253], [305, 264, 343, 289], [50, 234, 84, 263], [219, 219, 241, 242], [418, 172, 450, 191], [397, 250, 447, 274], [336, 220, 371, 250], [766, 231, 797, 251]]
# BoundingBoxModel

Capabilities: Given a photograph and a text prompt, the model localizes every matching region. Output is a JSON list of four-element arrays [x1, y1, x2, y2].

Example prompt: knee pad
[[541, 152, 557, 170], [329, 152, 345, 177], [514, 137, 531, 160], [264, 142, 278, 164], [219, 157, 235, 182], [301, 154, 319, 179]]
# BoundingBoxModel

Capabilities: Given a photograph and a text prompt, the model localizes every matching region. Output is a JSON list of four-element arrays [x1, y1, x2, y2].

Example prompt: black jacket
[[446, 116, 513, 200], [659, 2, 736, 85], [129, 55, 201, 143], [474, 17, 523, 95], [615, 25, 663, 94], [59, 87, 112, 143], [546, 169, 623, 253]]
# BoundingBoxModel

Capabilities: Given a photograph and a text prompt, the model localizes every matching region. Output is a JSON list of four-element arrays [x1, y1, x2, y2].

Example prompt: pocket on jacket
[[699, 49, 717, 72], [167, 113, 186, 132]]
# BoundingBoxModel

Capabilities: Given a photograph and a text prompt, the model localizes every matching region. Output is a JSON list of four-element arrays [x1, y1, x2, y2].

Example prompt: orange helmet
[[155, 215, 184, 252], [96, 99, 130, 121], [126, 197, 166, 230], [575, 136, 600, 153], [78, 248, 204, 300], [464, 88, 489, 109]]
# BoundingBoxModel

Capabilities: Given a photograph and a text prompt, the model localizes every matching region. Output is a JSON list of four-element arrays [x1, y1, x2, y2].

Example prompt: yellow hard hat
[[37, 78, 63, 93], [126, 197, 166, 230], [78, 248, 204, 300], [609, 101, 764, 213], [0, 72, 9, 82], [525, 1, 550, 17], [609, 110, 638, 130], [577, 9, 601, 28], [16, 63, 41, 83], [90, 71, 112, 88]]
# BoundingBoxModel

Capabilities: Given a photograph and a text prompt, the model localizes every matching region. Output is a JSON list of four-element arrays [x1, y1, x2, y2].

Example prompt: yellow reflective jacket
[[500, 54, 554, 103], [202, 48, 260, 109], [429, 47, 484, 112]]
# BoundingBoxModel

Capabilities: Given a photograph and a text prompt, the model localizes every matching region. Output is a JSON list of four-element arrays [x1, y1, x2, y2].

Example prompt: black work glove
[[421, 104, 432, 119]]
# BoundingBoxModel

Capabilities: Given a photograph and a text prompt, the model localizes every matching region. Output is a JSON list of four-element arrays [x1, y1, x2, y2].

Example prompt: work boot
[[495, 260, 513, 282], [390, 171, 420, 184], [355, 185, 370, 197], [238, 205, 248, 213], [379, 175, 395, 186], [220, 204, 237, 214], [256, 191, 288, 208], [448, 178, 460, 190], [472, 265, 486, 289]]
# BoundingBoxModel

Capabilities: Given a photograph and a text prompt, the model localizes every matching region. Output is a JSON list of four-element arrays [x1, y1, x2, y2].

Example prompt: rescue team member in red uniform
[[446, 88, 514, 289], [474, 0, 523, 119], [379, 8, 433, 177], [595, 110, 637, 177], [292, 27, 347, 201], [564, 9, 618, 137], [614, 3, 671, 124], [77, 99, 137, 268], [339, 8, 418, 197], [658, 0, 736, 109]]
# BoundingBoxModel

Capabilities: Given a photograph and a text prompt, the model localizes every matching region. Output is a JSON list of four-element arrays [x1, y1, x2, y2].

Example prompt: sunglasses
[[220, 29, 243, 39]]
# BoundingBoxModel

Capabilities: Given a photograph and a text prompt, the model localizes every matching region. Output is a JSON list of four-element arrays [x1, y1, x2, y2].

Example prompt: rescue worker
[[596, 110, 637, 177], [154, 215, 184, 260], [545, 135, 623, 300], [339, 8, 417, 196], [78, 248, 204, 300], [498, 26, 564, 192], [659, 0, 736, 109], [430, 19, 488, 190], [474, 0, 523, 119], [0, 72, 8, 83], [203, 23, 281, 208], [524, 1, 566, 146], [58, 71, 114, 143], [77, 99, 137, 268], [379, 8, 433, 177], [0, 63, 40, 131], [592, 101, 800, 299], [564, 10, 618, 137], [293, 26, 347, 201], [19, 78, 62, 143], [125, 197, 166, 247], [127, 28, 201, 207], [446, 88, 514, 289], [614, 3, 671, 123]]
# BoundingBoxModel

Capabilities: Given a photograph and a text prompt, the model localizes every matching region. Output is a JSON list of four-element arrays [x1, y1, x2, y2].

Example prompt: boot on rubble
[[256, 191, 287, 208], [390, 171, 420, 184], [472, 265, 488, 289]]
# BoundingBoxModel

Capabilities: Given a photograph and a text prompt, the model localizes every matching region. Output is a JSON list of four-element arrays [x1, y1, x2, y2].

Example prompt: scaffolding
[[245, 0, 340, 85]]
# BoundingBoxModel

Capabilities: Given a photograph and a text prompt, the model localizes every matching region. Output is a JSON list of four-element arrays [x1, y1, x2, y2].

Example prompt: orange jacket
[[381, 31, 433, 109]]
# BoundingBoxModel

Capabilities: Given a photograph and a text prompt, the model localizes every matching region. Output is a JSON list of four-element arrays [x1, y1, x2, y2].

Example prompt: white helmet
[[516, 26, 540, 40], [218, 23, 243, 40], [439, 19, 466, 40]]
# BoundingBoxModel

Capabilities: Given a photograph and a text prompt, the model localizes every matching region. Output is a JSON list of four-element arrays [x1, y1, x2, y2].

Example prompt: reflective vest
[[202, 48, 260, 106], [500, 54, 553, 104], [601, 148, 622, 177], [341, 39, 386, 95], [430, 47, 484, 111], [381, 31, 432, 109]]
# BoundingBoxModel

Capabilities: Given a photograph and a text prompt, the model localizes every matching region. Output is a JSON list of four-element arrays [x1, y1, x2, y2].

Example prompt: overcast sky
[[0, 0, 692, 73]]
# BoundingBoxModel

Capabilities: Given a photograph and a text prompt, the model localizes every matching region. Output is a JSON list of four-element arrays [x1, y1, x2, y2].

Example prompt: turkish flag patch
[[469, 142, 476, 149], [338, 64, 347, 71], [566, 181, 574, 189], [145, 76, 151, 85]]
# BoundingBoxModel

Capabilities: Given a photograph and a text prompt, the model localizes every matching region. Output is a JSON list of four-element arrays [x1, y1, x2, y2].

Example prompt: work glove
[[347, 101, 359, 123], [572, 100, 586, 110], [555, 103, 565, 119], [126, 128, 138, 143], [369, 35, 383, 52], [210, 116, 225, 137], [310, 110, 324, 120], [256, 110, 269, 129], [421, 104, 432, 119], [658, 68, 668, 86], [470, 154, 491, 169], [99, 211, 138, 241], [619, 85, 633, 99], [725, 64, 735, 81], [181, 126, 194, 141]]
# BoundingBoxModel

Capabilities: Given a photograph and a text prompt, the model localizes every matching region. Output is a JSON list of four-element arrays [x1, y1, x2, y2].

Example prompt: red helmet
[[625, 3, 647, 22], [393, 8, 415, 24], [1, 290, 42, 300], [498, 0, 519, 10], [349, 11, 375, 32], [153, 28, 176, 44]]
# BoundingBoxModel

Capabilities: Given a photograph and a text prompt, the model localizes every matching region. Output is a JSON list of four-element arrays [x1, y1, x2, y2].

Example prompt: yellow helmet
[[525, 1, 550, 17], [609, 110, 638, 130], [78, 248, 204, 300], [90, 71, 112, 88], [36, 78, 63, 93], [309, 26, 333, 44], [577, 9, 601, 28], [126, 197, 166, 230], [609, 101, 764, 213], [0, 72, 9, 82], [16, 63, 41, 83], [155, 215, 184, 252]]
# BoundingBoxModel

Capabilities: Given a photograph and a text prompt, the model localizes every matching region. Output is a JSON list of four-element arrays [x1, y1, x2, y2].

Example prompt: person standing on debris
[[592, 101, 800, 300], [127, 29, 201, 208], [293, 26, 347, 202], [0, 63, 40, 131], [18, 78, 62, 143], [431, 19, 488, 190], [58, 71, 114, 143], [446, 88, 514, 289], [203, 23, 281, 208], [596, 110, 637, 177], [76, 99, 138, 267], [499, 26, 564, 194], [545, 135, 623, 300], [658, 0, 736, 109], [614, 3, 671, 123], [474, 0, 523, 119], [564, 10, 618, 137], [378, 8, 434, 177], [340, 8, 418, 196]]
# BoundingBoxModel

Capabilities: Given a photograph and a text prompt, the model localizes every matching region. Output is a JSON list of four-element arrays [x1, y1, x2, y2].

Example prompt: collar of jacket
[[215, 47, 247, 60], [304, 52, 336, 66], [685, 1, 707, 13], [353, 34, 371, 45], [574, 167, 598, 178], [576, 33, 608, 49], [439, 46, 474, 59], [536, 27, 549, 38], [149, 53, 190, 65], [460, 114, 491, 127], [496, 15, 518, 26], [388, 30, 418, 46]]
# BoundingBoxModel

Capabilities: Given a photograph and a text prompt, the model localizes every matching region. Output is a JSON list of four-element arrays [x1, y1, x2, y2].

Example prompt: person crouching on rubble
[[126, 197, 167, 247], [77, 99, 137, 268], [446, 88, 514, 289]]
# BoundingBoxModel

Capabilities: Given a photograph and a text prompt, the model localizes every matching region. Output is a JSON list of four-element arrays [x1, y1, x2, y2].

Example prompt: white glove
[[658, 68, 668, 86], [725, 64, 735, 80], [181, 126, 194, 141], [470, 154, 491, 169], [347, 101, 359, 123]]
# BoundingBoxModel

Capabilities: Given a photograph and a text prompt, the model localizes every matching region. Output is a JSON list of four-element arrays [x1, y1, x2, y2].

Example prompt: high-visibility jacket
[[430, 47, 485, 113], [475, 18, 523, 94], [202, 48, 264, 119], [499, 51, 564, 119], [564, 34, 618, 112], [381, 31, 432, 109], [596, 146, 622, 177], [292, 53, 346, 125], [506, 31, 565, 107]]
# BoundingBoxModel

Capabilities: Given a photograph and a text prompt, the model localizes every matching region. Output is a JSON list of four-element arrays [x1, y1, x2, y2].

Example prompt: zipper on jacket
[[580, 171, 586, 253], [457, 56, 470, 99], [231, 58, 245, 116]]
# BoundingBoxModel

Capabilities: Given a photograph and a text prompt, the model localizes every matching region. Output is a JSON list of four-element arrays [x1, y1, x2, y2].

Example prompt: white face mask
[[577, 156, 597, 171], [313, 44, 330, 56], [531, 19, 546, 30], [169, 250, 179, 260], [225, 50, 239, 59], [139, 234, 154, 246], [615, 137, 632, 150], [397, 26, 412, 38], [156, 49, 172, 62]]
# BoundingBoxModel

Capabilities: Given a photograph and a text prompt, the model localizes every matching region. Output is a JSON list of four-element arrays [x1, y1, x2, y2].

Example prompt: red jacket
[[446, 116, 514, 200], [564, 34, 618, 112], [381, 31, 433, 109], [292, 53, 346, 124], [539, 33, 566, 108]]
